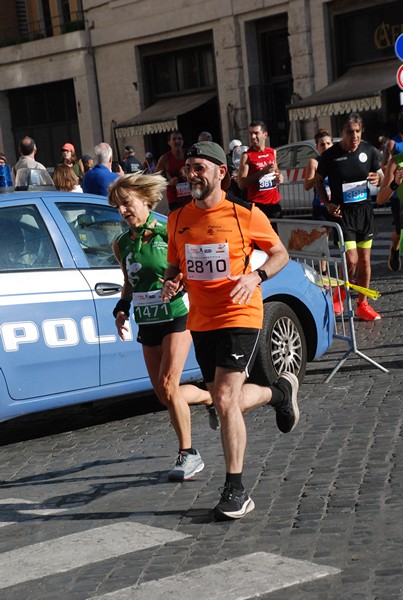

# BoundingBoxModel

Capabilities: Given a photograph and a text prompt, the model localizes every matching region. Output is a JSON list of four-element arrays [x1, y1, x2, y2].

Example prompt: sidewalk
[[0, 215, 402, 599]]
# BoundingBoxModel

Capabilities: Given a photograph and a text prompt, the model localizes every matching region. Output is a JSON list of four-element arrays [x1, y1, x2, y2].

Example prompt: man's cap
[[82, 154, 92, 162], [145, 151, 153, 158], [124, 145, 135, 153], [185, 142, 230, 190], [229, 139, 242, 151], [185, 141, 227, 166], [61, 143, 75, 152]]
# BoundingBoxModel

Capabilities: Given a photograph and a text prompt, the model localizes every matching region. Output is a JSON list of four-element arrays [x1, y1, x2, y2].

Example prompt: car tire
[[250, 301, 307, 386]]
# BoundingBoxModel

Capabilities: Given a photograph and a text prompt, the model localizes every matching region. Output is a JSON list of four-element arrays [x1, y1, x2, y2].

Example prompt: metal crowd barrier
[[273, 218, 389, 382]]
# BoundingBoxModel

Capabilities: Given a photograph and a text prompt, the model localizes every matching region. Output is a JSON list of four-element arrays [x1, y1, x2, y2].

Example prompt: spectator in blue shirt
[[82, 143, 119, 196]]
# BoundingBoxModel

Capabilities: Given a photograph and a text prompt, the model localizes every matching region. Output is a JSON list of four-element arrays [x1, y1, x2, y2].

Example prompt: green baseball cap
[[185, 141, 230, 190], [186, 141, 226, 165]]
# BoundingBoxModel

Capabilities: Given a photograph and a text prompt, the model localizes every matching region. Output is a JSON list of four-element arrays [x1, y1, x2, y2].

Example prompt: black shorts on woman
[[137, 314, 188, 346]]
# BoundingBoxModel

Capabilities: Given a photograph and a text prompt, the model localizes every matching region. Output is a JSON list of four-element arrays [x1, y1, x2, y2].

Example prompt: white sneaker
[[168, 450, 204, 481]]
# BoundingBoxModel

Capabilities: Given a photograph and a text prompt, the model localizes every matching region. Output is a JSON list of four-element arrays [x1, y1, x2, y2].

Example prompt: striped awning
[[114, 92, 216, 138], [288, 59, 399, 121]]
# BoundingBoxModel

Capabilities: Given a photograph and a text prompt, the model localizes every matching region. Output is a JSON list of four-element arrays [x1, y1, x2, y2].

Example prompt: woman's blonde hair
[[53, 164, 80, 191], [108, 172, 167, 210]]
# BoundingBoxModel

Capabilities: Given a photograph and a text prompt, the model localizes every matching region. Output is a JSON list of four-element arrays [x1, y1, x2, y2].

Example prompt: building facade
[[0, 0, 401, 168]]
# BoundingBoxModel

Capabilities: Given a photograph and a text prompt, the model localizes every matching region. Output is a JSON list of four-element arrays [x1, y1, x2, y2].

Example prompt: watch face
[[258, 268, 267, 281]]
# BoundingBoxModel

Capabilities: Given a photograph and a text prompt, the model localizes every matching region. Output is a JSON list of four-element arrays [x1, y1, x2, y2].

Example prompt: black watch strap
[[256, 268, 268, 282], [390, 180, 399, 191]]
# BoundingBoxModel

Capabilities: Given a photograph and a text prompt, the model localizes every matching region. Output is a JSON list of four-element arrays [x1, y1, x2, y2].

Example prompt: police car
[[0, 177, 334, 423]]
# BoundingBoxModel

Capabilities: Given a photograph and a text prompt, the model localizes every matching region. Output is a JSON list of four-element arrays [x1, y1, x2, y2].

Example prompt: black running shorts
[[340, 201, 374, 244], [137, 314, 188, 346], [191, 327, 260, 384]]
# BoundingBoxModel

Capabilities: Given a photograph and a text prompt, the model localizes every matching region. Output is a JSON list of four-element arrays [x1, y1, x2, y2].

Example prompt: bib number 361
[[185, 243, 230, 280]]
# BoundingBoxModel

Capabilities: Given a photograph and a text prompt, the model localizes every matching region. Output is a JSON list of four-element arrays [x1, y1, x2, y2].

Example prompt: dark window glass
[[41, 0, 53, 37], [0, 205, 60, 271], [144, 44, 215, 101], [266, 33, 291, 78], [61, 0, 71, 24], [153, 56, 177, 95], [255, 16, 293, 147], [9, 93, 29, 127], [9, 80, 79, 167], [29, 87, 46, 125], [333, 1, 402, 70], [199, 49, 215, 87]]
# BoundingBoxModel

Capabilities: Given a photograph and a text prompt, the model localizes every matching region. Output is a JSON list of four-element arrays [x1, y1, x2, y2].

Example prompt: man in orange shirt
[[162, 141, 300, 521]]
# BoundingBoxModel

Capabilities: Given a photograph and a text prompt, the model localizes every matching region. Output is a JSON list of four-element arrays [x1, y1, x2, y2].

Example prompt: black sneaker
[[272, 371, 300, 433], [206, 404, 220, 431], [213, 483, 255, 520], [388, 245, 401, 272]]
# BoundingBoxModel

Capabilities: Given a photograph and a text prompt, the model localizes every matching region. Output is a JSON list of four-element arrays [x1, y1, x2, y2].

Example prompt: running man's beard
[[190, 180, 210, 200], [191, 187, 203, 200]]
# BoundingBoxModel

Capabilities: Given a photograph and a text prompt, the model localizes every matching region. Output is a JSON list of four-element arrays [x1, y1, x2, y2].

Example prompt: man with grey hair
[[82, 142, 119, 196], [197, 131, 213, 142]]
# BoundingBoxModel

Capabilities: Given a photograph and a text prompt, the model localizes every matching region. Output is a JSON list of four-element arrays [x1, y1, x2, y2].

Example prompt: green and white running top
[[116, 215, 188, 325]]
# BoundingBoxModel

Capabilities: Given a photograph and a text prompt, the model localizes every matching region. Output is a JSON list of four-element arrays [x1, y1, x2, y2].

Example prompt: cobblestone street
[[0, 215, 402, 600]]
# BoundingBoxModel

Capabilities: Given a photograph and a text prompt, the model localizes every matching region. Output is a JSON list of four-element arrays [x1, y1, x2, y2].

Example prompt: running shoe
[[213, 482, 255, 520], [355, 301, 381, 321], [332, 287, 346, 316], [388, 245, 401, 272], [206, 404, 220, 431], [271, 371, 300, 433], [168, 450, 204, 481]]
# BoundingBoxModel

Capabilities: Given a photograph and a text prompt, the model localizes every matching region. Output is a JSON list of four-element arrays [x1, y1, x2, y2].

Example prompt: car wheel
[[250, 301, 307, 385]]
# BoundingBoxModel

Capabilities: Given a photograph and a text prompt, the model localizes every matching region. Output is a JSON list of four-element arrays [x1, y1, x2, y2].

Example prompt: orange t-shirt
[[167, 192, 279, 331]]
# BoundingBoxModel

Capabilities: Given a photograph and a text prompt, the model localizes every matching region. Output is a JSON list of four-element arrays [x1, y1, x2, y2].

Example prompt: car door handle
[[95, 282, 123, 296]]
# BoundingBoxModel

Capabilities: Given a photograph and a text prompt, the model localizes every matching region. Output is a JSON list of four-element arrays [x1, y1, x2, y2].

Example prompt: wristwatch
[[390, 180, 399, 191], [255, 268, 268, 283]]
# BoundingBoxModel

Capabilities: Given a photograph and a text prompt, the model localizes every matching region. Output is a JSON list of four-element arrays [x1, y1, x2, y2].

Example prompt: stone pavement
[[0, 214, 402, 600]]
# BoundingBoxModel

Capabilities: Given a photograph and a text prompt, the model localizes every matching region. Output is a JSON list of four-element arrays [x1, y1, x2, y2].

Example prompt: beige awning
[[114, 92, 216, 137], [288, 59, 399, 121]]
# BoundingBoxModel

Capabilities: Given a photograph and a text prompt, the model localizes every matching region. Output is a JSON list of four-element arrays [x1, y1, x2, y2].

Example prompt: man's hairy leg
[[209, 368, 247, 473], [239, 382, 272, 414]]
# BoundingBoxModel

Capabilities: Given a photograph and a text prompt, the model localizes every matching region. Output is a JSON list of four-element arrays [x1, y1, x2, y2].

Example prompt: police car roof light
[[14, 168, 56, 191]]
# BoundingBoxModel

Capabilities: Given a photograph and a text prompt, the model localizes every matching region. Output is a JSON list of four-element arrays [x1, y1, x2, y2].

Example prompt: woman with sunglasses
[[108, 172, 218, 482]]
